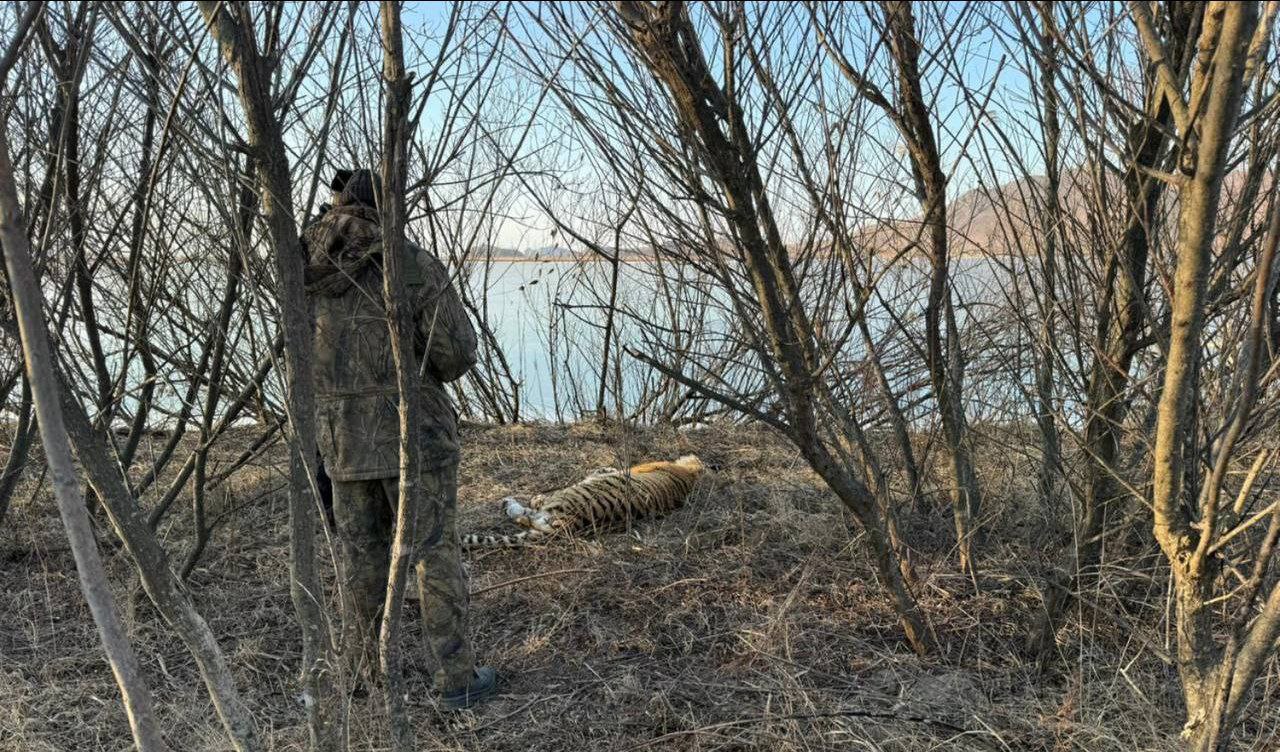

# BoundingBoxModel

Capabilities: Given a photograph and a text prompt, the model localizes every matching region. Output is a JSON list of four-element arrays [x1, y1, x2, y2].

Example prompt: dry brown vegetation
[[4, 422, 1271, 751], [2, 2, 1280, 749]]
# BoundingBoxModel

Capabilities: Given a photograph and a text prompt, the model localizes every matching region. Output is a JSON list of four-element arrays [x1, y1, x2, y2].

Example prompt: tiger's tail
[[460, 527, 550, 550]]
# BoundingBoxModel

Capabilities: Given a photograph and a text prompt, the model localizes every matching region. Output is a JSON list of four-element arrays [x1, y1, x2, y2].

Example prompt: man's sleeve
[[413, 247, 478, 383]]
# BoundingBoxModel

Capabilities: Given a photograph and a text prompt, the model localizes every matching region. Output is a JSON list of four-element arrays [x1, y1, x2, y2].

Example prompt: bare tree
[[1144, 3, 1277, 748], [6, 1, 1280, 748], [197, 2, 342, 747], [1008, 0, 1204, 658], [814, 0, 986, 575], [377, 1, 420, 747]]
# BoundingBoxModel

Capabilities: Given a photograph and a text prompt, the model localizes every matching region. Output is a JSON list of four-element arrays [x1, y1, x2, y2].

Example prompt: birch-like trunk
[[378, 3, 422, 749]]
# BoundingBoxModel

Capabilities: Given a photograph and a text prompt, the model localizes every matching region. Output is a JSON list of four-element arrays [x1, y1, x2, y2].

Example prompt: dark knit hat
[[330, 168, 381, 208]]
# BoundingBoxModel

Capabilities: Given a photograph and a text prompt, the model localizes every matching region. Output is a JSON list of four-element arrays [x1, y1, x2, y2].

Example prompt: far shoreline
[[473, 256, 653, 263], [468, 250, 1013, 264]]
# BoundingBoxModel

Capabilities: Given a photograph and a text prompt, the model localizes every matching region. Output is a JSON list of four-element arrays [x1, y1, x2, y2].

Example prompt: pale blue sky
[[298, 2, 1092, 251]]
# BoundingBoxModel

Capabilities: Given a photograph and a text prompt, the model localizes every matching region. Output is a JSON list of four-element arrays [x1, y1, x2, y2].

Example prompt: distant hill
[[853, 173, 1070, 259], [854, 167, 1269, 260], [527, 245, 575, 259], [477, 244, 657, 262]]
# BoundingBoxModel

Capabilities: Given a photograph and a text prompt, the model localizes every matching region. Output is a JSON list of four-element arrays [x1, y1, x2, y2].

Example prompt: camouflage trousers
[[331, 464, 475, 693]]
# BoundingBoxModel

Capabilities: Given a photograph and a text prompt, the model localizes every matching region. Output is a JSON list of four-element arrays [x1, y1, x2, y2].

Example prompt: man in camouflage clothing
[[303, 169, 496, 709]]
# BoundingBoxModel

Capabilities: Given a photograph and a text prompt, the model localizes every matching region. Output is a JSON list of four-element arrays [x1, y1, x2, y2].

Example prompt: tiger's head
[[664, 454, 708, 484], [673, 454, 705, 472]]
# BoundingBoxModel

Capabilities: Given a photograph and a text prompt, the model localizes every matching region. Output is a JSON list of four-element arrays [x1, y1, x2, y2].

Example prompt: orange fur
[[463, 454, 707, 550]]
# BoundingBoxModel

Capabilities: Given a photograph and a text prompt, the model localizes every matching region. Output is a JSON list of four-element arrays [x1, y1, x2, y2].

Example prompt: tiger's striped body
[[462, 455, 705, 549]]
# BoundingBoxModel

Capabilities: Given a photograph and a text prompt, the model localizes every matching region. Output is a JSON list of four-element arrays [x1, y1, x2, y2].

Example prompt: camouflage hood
[[304, 204, 384, 297]]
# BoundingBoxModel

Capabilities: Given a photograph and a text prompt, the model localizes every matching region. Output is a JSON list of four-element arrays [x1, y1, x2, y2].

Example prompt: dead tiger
[[462, 454, 706, 549]]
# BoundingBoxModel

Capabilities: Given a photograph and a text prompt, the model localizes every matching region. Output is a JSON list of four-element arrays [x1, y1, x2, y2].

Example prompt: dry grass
[[1, 422, 1275, 751]]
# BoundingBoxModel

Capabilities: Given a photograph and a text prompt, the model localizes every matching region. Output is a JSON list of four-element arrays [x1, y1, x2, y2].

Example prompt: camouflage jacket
[[304, 204, 477, 480]]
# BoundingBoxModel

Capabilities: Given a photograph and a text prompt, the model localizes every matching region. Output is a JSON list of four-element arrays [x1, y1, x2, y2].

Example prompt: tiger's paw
[[527, 510, 555, 533], [503, 497, 530, 520]]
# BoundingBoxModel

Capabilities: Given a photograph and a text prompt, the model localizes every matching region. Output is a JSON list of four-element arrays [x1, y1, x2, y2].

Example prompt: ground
[[0, 422, 1274, 750]]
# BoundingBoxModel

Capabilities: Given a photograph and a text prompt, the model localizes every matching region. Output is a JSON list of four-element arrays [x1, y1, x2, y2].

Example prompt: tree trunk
[[0, 378, 35, 528], [378, 4, 421, 749], [880, 0, 983, 575], [197, 3, 342, 748], [1033, 1, 1062, 510], [801, 437, 932, 655], [1145, 3, 1258, 745]]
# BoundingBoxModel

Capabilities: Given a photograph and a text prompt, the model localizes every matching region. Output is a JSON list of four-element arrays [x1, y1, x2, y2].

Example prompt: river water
[[462, 257, 1011, 422]]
